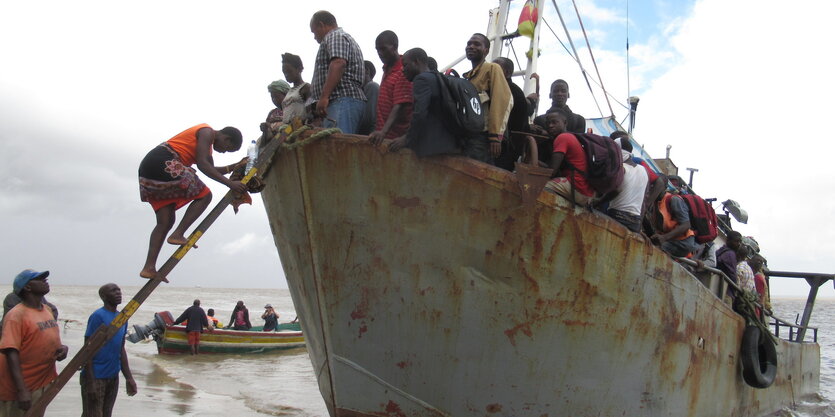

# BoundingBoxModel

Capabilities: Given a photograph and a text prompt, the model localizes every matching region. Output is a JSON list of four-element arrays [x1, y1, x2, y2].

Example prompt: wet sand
[[46, 347, 282, 417]]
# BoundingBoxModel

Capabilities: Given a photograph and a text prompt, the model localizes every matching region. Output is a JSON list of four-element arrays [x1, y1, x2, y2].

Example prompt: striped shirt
[[311, 27, 366, 102]]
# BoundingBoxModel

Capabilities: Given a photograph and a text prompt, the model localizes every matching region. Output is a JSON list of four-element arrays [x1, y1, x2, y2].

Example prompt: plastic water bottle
[[245, 140, 257, 172]]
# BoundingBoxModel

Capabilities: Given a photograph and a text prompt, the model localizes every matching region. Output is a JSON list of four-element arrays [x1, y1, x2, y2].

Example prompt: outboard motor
[[127, 311, 175, 343]]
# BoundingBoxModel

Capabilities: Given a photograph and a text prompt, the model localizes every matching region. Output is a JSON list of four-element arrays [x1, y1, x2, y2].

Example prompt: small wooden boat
[[128, 311, 305, 354]]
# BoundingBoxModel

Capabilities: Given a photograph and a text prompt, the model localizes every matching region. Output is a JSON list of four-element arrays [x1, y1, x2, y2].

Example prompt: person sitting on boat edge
[[748, 253, 771, 315], [206, 308, 222, 329], [388, 48, 461, 157], [463, 33, 512, 164], [138, 124, 248, 280], [81, 284, 137, 417], [260, 80, 289, 143], [280, 53, 313, 127], [715, 231, 743, 302], [357, 60, 379, 135], [691, 240, 719, 290], [543, 111, 595, 206], [597, 138, 648, 233], [369, 30, 414, 147], [610, 131, 667, 218], [492, 57, 533, 172], [533, 79, 586, 134], [650, 190, 698, 258], [229, 301, 252, 331], [309, 10, 366, 134], [261, 304, 278, 332], [173, 300, 212, 355]]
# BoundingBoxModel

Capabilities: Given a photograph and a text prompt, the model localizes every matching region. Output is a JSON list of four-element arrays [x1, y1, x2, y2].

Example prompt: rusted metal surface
[[260, 132, 820, 417]]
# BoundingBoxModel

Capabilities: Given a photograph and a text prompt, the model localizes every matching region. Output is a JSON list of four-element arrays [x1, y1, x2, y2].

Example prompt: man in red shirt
[[0, 269, 68, 417], [369, 30, 413, 146], [543, 111, 595, 205]]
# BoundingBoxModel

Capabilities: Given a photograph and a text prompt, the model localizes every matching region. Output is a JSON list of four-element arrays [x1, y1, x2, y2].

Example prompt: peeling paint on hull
[[261, 133, 819, 417]]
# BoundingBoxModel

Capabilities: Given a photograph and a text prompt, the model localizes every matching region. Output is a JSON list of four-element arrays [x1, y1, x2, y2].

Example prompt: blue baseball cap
[[13, 269, 49, 295]]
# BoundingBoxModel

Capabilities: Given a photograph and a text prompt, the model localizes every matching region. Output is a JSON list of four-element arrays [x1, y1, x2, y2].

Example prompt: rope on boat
[[282, 126, 342, 150], [736, 289, 778, 345]]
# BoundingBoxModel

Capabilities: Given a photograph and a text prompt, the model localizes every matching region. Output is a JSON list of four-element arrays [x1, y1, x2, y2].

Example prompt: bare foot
[[139, 269, 169, 283], [167, 235, 197, 248]]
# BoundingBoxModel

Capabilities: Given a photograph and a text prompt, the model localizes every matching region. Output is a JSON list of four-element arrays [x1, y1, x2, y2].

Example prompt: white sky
[[1, 0, 833, 299]]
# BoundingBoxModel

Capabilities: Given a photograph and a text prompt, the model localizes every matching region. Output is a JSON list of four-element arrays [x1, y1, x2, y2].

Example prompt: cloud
[[218, 233, 260, 255]]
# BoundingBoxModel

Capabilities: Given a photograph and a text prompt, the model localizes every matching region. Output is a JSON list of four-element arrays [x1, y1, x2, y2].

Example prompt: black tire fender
[[740, 325, 777, 388]]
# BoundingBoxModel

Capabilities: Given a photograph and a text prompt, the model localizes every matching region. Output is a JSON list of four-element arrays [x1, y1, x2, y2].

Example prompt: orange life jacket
[[659, 193, 695, 241]]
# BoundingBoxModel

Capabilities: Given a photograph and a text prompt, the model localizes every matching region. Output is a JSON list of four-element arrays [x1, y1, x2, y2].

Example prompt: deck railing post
[[797, 276, 826, 342]]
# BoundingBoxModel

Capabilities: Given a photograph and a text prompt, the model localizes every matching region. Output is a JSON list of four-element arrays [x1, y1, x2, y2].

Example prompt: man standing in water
[[0, 269, 68, 417], [173, 300, 211, 355], [82, 284, 137, 416]]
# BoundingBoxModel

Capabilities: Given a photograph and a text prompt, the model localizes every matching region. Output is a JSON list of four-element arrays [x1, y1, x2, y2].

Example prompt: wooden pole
[[24, 130, 290, 417]]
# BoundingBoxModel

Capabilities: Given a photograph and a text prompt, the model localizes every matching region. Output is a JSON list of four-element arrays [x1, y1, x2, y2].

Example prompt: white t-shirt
[[608, 152, 649, 216]]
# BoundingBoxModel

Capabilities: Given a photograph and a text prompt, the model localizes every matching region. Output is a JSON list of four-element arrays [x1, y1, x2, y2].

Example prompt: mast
[[522, 0, 545, 97]]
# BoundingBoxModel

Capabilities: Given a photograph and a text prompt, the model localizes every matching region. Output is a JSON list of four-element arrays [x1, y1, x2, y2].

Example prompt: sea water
[[35, 286, 835, 416]]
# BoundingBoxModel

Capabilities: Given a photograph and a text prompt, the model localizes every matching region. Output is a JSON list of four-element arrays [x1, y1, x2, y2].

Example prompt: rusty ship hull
[[260, 133, 819, 417]]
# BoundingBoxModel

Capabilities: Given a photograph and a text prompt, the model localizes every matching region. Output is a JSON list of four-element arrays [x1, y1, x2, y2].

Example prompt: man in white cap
[[0, 269, 69, 417]]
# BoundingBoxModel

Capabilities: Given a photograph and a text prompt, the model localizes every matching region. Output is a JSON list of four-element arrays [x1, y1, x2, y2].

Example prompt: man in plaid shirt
[[309, 10, 367, 134]]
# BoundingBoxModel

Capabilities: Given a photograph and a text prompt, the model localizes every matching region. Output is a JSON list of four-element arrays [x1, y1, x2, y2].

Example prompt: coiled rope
[[282, 126, 342, 150], [736, 289, 778, 345]]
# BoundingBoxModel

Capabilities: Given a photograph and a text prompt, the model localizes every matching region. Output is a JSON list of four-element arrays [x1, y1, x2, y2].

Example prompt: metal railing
[[675, 257, 820, 343], [770, 315, 818, 343]]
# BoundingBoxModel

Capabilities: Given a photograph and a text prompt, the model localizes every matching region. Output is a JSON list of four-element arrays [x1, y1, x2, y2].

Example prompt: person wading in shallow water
[[173, 299, 211, 355], [81, 284, 137, 417], [137, 124, 248, 280]]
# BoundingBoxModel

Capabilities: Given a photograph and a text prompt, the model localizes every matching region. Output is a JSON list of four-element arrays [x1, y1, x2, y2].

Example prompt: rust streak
[[384, 400, 407, 417], [486, 403, 503, 413], [392, 196, 421, 208]]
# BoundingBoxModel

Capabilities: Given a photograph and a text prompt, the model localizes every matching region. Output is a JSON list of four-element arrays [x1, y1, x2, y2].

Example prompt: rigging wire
[[571, 0, 614, 117], [541, 16, 629, 112], [551, 0, 604, 118], [503, 23, 524, 79], [626, 0, 631, 98], [541, 17, 576, 61]]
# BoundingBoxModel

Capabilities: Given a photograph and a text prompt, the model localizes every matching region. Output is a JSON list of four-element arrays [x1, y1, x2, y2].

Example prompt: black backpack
[[434, 71, 484, 140], [566, 132, 625, 195]]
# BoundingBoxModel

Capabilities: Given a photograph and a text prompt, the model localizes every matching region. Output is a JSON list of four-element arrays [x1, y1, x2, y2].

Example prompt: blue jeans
[[322, 97, 365, 135]]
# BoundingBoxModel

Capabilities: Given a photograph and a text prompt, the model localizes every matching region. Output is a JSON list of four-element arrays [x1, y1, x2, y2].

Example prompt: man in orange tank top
[[138, 125, 248, 280]]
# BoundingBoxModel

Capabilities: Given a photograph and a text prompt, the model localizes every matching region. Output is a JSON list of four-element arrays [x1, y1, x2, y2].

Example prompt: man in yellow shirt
[[462, 33, 512, 164]]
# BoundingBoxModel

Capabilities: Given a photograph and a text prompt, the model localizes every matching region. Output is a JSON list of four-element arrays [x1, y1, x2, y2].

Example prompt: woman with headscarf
[[280, 53, 312, 124], [261, 80, 291, 141]]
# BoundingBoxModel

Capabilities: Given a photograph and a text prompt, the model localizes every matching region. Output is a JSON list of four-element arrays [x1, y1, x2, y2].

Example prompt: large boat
[[128, 311, 305, 354], [257, 2, 823, 416]]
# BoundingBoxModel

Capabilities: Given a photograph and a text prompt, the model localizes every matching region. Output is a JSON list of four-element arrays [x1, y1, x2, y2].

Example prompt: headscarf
[[268, 80, 291, 94]]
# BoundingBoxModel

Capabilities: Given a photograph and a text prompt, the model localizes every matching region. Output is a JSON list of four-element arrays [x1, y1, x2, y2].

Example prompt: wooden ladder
[[24, 128, 293, 417]]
